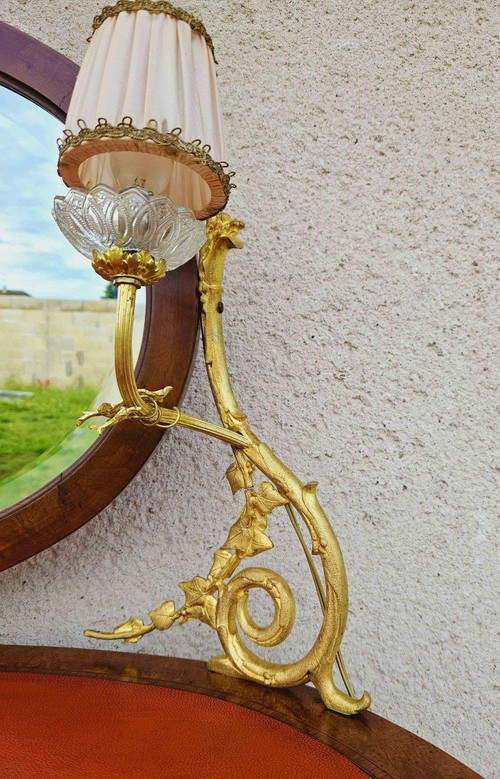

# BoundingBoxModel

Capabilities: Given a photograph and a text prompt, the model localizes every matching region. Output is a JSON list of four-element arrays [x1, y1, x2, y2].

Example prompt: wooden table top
[[0, 645, 482, 779]]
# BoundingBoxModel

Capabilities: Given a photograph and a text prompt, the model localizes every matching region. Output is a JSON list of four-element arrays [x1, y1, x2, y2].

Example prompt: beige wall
[[0, 296, 116, 388], [0, 2, 498, 777]]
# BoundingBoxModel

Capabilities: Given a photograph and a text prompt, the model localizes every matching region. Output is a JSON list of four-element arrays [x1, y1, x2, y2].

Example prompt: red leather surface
[[0, 671, 369, 778]]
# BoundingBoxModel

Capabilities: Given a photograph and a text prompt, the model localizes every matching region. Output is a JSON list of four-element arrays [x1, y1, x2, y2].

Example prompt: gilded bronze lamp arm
[[51, 0, 369, 719], [114, 279, 148, 411], [83, 216, 370, 716], [78, 262, 248, 449]]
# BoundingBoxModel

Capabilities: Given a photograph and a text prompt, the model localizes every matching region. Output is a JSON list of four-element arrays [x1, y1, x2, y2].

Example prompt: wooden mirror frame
[[0, 22, 199, 572]]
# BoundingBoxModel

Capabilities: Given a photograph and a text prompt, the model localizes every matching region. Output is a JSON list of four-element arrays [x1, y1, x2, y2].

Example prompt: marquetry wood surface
[[0, 645, 482, 779], [0, 22, 199, 571]]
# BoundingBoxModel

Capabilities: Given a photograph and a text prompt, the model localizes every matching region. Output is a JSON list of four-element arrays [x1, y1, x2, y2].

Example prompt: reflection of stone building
[[0, 296, 118, 388], [0, 287, 30, 296]]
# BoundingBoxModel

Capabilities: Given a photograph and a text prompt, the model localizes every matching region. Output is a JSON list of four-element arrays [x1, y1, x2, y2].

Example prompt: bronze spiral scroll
[[84, 213, 370, 716]]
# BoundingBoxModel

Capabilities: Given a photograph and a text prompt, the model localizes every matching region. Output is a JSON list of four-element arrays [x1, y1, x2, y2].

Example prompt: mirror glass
[[0, 86, 145, 511]]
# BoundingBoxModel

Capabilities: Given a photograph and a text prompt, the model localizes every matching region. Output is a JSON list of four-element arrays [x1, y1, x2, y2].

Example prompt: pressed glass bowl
[[53, 184, 206, 271]]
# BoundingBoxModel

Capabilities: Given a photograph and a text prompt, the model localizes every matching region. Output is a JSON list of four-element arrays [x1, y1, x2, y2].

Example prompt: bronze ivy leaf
[[112, 616, 145, 643], [252, 481, 288, 514], [149, 600, 177, 631], [225, 459, 255, 495], [179, 598, 218, 629], [225, 461, 244, 494], [209, 549, 239, 583], [223, 522, 273, 558], [179, 576, 211, 608]]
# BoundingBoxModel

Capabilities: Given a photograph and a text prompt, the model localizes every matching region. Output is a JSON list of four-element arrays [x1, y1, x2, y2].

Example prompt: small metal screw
[[217, 302, 224, 313]]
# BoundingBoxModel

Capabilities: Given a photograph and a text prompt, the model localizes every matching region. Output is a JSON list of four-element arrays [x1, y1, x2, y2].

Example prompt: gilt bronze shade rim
[[88, 0, 217, 62], [57, 119, 235, 221]]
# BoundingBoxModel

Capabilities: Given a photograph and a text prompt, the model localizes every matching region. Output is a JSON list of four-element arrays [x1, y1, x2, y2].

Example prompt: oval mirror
[[0, 22, 199, 571], [0, 85, 147, 511]]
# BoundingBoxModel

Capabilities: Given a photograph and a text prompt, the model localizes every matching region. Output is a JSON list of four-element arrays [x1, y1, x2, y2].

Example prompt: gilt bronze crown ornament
[[52, 0, 370, 715]]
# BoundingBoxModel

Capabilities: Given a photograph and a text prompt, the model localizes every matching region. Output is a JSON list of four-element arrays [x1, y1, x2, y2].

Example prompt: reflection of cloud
[[0, 87, 105, 299]]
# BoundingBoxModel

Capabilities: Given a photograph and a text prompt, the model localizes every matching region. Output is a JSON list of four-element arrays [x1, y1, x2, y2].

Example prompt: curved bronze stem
[[198, 214, 369, 714], [115, 281, 149, 411], [79, 275, 247, 448], [84, 214, 370, 716]]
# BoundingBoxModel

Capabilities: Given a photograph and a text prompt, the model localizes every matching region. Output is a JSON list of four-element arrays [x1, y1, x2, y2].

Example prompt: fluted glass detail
[[53, 184, 206, 271]]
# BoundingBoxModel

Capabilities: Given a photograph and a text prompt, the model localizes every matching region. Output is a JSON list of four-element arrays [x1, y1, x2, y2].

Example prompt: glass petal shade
[[52, 185, 206, 271]]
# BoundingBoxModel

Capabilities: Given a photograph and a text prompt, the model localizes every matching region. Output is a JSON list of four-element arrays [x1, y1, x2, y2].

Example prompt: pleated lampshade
[[57, 0, 234, 220]]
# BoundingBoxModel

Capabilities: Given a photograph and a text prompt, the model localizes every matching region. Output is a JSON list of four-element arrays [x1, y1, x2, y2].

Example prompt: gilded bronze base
[[82, 213, 371, 716]]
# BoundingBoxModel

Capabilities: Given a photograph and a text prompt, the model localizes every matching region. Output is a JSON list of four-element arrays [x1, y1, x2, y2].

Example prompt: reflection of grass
[[0, 381, 98, 485], [0, 424, 99, 511]]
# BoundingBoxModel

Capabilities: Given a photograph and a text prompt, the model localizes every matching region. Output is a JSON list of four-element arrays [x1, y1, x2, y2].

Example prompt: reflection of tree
[[102, 283, 117, 299]]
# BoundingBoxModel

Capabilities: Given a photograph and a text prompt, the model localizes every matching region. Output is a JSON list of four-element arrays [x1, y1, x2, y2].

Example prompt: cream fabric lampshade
[[57, 1, 233, 219]]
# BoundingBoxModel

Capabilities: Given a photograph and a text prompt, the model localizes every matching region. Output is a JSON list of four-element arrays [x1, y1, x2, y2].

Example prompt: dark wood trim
[[0, 22, 200, 570], [0, 22, 76, 118], [0, 646, 482, 779]]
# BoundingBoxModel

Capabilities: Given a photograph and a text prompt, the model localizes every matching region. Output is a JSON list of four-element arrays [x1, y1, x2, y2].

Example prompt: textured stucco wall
[[0, 2, 498, 776]]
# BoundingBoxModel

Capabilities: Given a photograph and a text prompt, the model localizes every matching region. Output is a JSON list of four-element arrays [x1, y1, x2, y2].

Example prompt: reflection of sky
[[0, 87, 107, 299]]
